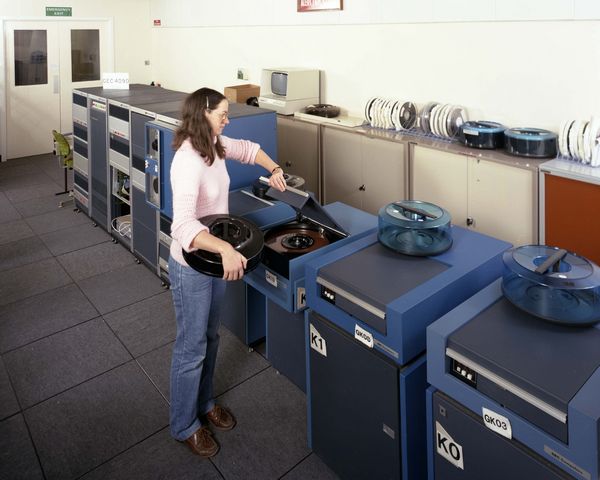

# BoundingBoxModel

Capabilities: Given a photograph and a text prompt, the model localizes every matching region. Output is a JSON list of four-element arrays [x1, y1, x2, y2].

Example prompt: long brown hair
[[172, 87, 226, 166]]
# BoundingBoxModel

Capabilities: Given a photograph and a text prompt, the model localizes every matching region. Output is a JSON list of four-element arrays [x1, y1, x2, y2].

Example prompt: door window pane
[[14, 30, 48, 86], [71, 29, 100, 82]]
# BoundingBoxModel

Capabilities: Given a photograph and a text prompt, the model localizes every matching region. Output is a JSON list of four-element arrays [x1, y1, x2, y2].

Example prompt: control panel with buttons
[[450, 359, 478, 387]]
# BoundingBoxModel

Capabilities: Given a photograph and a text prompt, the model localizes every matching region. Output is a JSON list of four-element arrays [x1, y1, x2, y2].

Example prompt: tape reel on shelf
[[557, 116, 600, 166], [419, 102, 439, 134], [460, 121, 506, 149], [364, 96, 420, 131], [399, 101, 417, 130], [504, 127, 558, 158]]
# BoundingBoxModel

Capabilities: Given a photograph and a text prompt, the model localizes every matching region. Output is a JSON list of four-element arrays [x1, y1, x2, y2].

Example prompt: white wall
[[0, 0, 152, 82], [148, 1, 600, 132]]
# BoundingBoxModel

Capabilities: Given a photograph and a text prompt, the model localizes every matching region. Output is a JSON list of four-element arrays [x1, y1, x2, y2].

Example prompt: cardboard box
[[224, 84, 260, 104]]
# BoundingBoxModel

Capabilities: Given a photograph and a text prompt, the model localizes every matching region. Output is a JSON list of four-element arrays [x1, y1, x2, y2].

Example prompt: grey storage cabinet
[[276, 115, 321, 201], [321, 126, 406, 215]]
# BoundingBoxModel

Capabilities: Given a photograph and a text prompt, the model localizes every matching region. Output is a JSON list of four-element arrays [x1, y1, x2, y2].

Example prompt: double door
[[4, 19, 112, 159], [322, 126, 406, 215], [411, 145, 537, 247]]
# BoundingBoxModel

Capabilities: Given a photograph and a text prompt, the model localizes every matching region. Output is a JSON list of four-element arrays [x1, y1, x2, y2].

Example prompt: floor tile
[[80, 427, 222, 480], [57, 241, 137, 281], [210, 368, 310, 480], [0, 172, 57, 190], [25, 207, 90, 235], [45, 165, 73, 188], [137, 325, 271, 404], [3, 182, 61, 203], [0, 206, 22, 224], [0, 235, 53, 272], [136, 343, 172, 402], [0, 218, 35, 245], [0, 191, 22, 223], [0, 284, 99, 353], [214, 326, 270, 397], [39, 223, 110, 256], [103, 291, 176, 357], [281, 453, 340, 480], [0, 257, 71, 307], [0, 414, 44, 480], [77, 264, 166, 314], [0, 357, 20, 420], [4, 318, 132, 408], [24, 361, 169, 480], [0, 163, 42, 181], [13, 194, 73, 218]]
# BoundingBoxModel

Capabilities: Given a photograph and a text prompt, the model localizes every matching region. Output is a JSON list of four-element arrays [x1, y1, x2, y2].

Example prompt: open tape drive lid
[[258, 176, 348, 237]]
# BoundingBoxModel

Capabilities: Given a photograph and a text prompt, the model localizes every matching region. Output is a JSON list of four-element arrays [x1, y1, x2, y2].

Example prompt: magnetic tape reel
[[504, 127, 558, 158], [399, 102, 417, 130], [419, 102, 439, 134], [446, 106, 467, 138], [365, 96, 420, 131], [183, 214, 264, 277], [364, 97, 377, 124], [460, 121, 506, 149], [264, 222, 331, 256], [560, 116, 600, 166], [305, 104, 340, 118]]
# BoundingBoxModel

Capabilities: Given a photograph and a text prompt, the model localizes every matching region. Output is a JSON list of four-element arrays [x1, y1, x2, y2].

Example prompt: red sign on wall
[[297, 0, 343, 12], [153, 19, 161, 26]]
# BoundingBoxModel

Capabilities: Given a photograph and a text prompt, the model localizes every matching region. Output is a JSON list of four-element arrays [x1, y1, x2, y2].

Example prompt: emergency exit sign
[[46, 7, 72, 16]]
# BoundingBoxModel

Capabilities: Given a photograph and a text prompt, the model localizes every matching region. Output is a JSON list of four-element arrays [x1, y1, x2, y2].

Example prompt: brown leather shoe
[[205, 405, 236, 431], [183, 426, 219, 457]]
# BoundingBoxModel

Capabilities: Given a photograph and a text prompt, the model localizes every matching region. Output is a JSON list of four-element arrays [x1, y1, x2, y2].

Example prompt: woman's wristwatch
[[271, 166, 283, 175]]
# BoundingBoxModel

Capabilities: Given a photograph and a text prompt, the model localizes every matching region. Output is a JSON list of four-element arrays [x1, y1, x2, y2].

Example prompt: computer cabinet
[[411, 145, 537, 247], [72, 91, 90, 214], [89, 96, 109, 230], [321, 126, 406, 215]]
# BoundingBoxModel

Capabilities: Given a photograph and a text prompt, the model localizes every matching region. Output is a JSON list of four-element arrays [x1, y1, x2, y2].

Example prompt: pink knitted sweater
[[169, 136, 260, 266]]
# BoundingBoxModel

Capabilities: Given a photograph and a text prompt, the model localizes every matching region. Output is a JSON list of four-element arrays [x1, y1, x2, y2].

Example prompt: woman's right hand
[[220, 245, 248, 281]]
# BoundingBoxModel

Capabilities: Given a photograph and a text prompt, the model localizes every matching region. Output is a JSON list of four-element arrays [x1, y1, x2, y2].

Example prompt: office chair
[[52, 130, 74, 208]]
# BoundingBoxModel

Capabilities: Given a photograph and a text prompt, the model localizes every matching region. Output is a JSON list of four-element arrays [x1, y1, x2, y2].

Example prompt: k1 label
[[354, 324, 373, 348], [482, 407, 512, 439], [309, 324, 327, 357], [436, 422, 464, 470]]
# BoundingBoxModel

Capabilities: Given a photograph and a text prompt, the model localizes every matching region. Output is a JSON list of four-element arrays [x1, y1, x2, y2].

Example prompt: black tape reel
[[183, 214, 264, 277]]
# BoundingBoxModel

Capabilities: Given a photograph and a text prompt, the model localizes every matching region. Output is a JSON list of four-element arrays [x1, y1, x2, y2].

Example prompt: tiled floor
[[0, 154, 339, 480]]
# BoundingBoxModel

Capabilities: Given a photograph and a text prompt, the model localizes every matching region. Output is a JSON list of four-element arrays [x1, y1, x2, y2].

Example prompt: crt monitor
[[271, 72, 288, 97]]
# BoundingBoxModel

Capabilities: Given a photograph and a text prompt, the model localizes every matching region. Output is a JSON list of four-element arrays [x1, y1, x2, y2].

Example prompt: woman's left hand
[[270, 169, 286, 192]]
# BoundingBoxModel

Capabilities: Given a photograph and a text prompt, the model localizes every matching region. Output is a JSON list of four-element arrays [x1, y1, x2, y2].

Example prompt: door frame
[[0, 17, 114, 162]]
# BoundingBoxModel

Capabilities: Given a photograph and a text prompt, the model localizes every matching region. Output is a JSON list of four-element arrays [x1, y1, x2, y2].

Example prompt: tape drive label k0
[[436, 421, 464, 470]]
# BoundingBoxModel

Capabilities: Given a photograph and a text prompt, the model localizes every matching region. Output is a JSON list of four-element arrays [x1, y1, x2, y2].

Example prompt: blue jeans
[[168, 256, 226, 441]]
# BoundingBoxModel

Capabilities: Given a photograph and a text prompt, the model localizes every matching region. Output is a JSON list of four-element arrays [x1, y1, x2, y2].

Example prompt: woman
[[168, 87, 286, 457]]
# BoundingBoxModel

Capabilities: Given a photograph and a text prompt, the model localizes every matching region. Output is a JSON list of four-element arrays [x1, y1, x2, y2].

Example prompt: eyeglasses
[[211, 110, 229, 121]]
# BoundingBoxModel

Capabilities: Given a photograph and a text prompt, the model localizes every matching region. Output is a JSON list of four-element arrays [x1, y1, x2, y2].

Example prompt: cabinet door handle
[[359, 184, 366, 191], [466, 217, 474, 226], [285, 161, 292, 167]]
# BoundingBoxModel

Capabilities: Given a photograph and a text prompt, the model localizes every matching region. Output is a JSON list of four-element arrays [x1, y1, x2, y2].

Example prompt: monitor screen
[[271, 72, 288, 97]]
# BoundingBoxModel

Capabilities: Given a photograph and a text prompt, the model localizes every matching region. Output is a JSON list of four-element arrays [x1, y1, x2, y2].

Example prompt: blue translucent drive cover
[[377, 200, 452, 256], [502, 245, 600, 326]]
